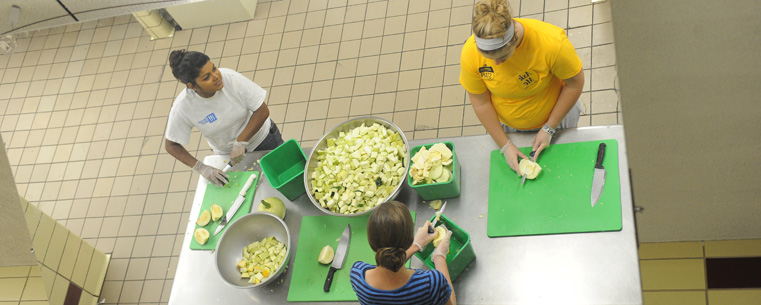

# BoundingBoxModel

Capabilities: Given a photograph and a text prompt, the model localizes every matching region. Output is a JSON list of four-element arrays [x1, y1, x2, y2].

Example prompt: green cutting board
[[487, 140, 622, 237], [287, 212, 415, 302], [189, 171, 259, 250]]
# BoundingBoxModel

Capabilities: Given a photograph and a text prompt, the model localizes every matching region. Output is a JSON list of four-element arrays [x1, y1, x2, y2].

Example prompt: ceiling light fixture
[[8, 5, 20, 28], [0, 5, 21, 54]]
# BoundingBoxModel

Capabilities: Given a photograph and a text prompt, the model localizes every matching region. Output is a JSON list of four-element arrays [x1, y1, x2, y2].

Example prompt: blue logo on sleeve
[[198, 113, 217, 125]]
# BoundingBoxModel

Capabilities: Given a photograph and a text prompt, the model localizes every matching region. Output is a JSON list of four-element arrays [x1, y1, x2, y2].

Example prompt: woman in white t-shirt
[[164, 50, 283, 186]]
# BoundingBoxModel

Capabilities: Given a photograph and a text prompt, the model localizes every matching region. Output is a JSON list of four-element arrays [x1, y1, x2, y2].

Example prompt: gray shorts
[[501, 101, 583, 133], [254, 122, 285, 151]]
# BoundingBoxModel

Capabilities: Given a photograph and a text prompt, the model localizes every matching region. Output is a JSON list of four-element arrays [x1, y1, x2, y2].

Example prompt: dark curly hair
[[367, 201, 414, 272], [168, 49, 210, 87]]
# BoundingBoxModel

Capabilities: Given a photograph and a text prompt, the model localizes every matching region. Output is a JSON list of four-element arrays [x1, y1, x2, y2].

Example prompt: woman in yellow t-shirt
[[459, 0, 584, 175]]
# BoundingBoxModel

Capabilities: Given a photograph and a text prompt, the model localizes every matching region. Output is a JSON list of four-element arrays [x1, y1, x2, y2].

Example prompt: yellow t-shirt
[[459, 18, 582, 130]]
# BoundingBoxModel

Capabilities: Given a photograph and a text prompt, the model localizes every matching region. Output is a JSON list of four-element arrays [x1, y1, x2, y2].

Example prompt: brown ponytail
[[367, 201, 414, 272], [375, 247, 407, 272]]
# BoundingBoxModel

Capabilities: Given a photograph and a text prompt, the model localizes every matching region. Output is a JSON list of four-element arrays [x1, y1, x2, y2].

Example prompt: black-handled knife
[[595, 143, 606, 170], [324, 224, 351, 292], [591, 143, 607, 207], [323, 267, 337, 292]]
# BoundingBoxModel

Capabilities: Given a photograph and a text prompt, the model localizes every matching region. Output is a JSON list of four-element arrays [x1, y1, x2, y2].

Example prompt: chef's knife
[[324, 224, 351, 292], [520, 151, 536, 187], [427, 201, 447, 234], [214, 172, 257, 236], [591, 143, 607, 207]]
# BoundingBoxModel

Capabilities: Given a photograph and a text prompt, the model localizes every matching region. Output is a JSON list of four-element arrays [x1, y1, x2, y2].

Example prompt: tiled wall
[[0, 196, 108, 305], [639, 240, 761, 305], [0, 265, 48, 305]]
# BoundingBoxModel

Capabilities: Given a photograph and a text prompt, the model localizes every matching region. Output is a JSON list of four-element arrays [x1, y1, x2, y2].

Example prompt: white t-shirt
[[165, 68, 272, 154]]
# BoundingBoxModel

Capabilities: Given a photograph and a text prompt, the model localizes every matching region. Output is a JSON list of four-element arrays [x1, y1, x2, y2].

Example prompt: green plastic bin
[[260, 139, 307, 200], [414, 214, 475, 282], [407, 142, 461, 200]]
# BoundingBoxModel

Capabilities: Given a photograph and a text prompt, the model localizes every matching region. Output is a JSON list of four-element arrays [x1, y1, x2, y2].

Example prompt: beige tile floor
[[0, 0, 622, 303]]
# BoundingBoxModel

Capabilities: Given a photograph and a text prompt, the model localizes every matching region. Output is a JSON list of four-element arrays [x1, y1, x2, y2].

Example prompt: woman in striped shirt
[[350, 201, 456, 305]]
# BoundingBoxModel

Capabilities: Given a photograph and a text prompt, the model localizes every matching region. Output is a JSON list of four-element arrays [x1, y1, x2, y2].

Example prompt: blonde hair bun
[[473, 0, 513, 39]]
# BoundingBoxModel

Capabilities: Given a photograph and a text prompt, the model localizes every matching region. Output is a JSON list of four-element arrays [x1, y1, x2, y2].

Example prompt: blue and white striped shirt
[[350, 261, 451, 305]]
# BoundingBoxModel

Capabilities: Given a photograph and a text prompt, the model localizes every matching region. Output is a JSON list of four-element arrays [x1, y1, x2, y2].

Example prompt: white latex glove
[[502, 143, 528, 176], [193, 161, 229, 187], [412, 220, 437, 251], [230, 141, 248, 165], [532, 130, 552, 161], [432, 230, 453, 261]]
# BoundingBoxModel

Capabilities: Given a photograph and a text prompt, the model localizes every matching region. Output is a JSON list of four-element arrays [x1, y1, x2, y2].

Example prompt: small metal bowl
[[304, 116, 410, 217], [215, 212, 291, 288]]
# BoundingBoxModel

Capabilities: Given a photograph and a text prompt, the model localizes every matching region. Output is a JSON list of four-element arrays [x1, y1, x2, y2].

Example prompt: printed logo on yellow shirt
[[518, 71, 539, 90], [479, 65, 494, 81]]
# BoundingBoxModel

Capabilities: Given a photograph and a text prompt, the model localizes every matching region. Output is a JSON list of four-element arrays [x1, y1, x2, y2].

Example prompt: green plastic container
[[407, 142, 461, 200], [260, 139, 307, 200], [414, 214, 475, 282]]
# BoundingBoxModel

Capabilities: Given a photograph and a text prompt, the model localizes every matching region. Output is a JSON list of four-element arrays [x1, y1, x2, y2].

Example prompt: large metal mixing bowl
[[215, 212, 291, 288], [304, 117, 410, 217]]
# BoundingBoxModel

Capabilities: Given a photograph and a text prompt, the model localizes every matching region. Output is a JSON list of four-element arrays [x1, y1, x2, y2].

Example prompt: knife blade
[[591, 143, 607, 207], [520, 151, 536, 187], [222, 161, 233, 173], [428, 201, 448, 233], [324, 224, 351, 292], [214, 172, 257, 236]]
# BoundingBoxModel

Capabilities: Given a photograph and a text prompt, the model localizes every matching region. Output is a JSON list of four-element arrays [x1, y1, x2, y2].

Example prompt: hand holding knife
[[193, 161, 229, 187]]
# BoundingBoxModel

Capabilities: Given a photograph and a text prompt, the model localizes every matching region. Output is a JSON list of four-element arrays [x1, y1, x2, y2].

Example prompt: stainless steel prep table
[[169, 125, 642, 305]]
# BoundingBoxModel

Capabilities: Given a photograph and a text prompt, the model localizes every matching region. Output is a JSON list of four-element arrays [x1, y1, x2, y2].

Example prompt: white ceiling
[[0, 0, 203, 35]]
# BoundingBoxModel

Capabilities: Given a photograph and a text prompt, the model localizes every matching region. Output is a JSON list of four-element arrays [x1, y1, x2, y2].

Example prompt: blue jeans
[[501, 101, 582, 133], [254, 122, 284, 151]]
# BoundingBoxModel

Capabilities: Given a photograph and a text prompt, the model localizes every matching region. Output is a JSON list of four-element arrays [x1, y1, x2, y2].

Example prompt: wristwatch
[[542, 123, 556, 136]]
